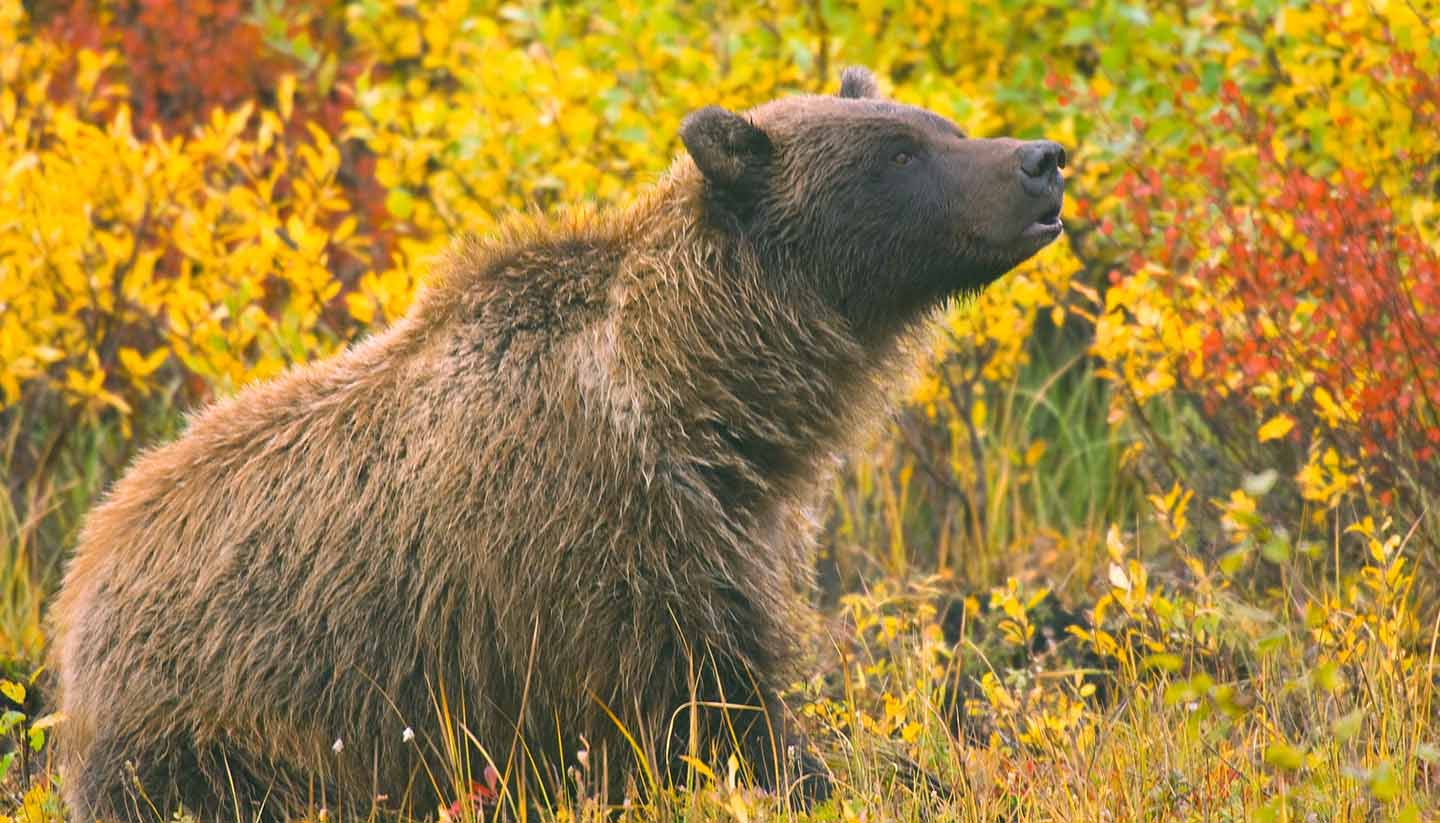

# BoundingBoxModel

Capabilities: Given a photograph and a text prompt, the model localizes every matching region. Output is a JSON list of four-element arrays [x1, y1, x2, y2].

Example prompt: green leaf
[[1346, 81, 1369, 109], [1264, 742, 1305, 770], [1312, 660, 1343, 692], [0, 709, 23, 735], [290, 32, 316, 63], [1060, 25, 1095, 47], [1219, 546, 1250, 575], [1116, 4, 1151, 26], [1369, 760, 1399, 801], [1261, 534, 1291, 564], [1143, 653, 1183, 672], [1200, 62, 1223, 95], [1213, 685, 1251, 720], [1332, 709, 1363, 742], [1164, 673, 1213, 705], [1257, 629, 1289, 655], [1237, 29, 1265, 55], [385, 188, 415, 221]]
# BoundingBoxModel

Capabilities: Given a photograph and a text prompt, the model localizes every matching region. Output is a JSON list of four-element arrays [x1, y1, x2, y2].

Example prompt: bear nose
[[1019, 141, 1066, 179]]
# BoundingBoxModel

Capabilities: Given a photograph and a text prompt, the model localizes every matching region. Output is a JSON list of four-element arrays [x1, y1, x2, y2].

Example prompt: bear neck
[[413, 170, 917, 519], [619, 175, 910, 513]]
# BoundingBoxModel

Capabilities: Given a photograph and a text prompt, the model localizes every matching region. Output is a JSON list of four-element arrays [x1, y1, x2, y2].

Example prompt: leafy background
[[2, 0, 1439, 819]]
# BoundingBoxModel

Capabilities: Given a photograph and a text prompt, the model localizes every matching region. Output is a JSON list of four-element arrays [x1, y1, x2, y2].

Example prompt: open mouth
[[1022, 204, 1064, 240]]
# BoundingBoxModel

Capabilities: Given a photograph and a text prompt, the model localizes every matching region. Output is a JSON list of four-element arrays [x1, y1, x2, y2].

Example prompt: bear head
[[680, 66, 1066, 341]]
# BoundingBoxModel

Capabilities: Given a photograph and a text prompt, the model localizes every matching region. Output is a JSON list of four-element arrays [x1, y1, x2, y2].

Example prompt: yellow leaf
[[1106, 524, 1127, 561], [278, 74, 296, 122], [28, 712, 64, 732], [1258, 414, 1294, 442], [118, 347, 167, 379], [347, 291, 378, 325], [1024, 439, 1047, 467], [1313, 386, 1348, 426], [901, 721, 922, 743], [0, 680, 24, 705], [677, 755, 715, 782]]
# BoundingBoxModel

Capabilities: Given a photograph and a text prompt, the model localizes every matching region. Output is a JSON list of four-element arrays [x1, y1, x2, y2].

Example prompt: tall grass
[[827, 317, 1160, 598]]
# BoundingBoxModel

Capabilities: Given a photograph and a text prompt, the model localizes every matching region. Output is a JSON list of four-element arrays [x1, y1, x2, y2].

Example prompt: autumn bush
[[1086, 5, 1440, 590], [3, 0, 1439, 819]]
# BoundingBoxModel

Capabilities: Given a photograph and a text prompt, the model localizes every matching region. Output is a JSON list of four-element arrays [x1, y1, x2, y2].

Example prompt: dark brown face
[[680, 67, 1066, 338]]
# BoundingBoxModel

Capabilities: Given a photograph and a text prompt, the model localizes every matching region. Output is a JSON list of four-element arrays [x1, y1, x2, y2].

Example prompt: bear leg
[[64, 730, 325, 823], [665, 660, 832, 810]]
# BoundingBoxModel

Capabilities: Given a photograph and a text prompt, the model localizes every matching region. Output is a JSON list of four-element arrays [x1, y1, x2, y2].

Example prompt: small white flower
[[332, 737, 345, 754], [402, 727, 415, 743]]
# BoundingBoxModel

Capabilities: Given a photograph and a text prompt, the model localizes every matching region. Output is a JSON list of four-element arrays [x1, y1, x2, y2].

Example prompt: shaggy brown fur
[[51, 67, 1065, 821]]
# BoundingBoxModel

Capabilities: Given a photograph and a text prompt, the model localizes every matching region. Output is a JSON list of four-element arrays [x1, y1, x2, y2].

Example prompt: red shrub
[[1117, 52, 1440, 502], [38, 0, 353, 135]]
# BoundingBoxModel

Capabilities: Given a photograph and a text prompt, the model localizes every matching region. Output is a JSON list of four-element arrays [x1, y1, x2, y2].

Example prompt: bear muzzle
[[1017, 140, 1066, 243]]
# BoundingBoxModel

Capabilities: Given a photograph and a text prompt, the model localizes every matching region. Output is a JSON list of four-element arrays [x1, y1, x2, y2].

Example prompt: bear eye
[[891, 150, 914, 166]]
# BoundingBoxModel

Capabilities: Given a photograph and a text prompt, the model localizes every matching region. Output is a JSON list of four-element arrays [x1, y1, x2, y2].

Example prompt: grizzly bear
[[51, 66, 1065, 820]]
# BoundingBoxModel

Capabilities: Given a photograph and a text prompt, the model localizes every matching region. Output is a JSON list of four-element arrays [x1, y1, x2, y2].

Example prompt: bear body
[[51, 68, 1065, 820]]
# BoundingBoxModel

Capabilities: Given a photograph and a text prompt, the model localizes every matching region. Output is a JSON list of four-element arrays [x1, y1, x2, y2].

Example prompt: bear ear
[[838, 66, 879, 99], [679, 106, 772, 189]]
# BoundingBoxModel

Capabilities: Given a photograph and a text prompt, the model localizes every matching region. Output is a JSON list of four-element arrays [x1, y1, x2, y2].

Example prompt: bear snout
[[1018, 140, 1066, 199]]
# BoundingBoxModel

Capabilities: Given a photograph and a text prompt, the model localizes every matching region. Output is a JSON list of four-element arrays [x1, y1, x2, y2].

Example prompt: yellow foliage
[[1, 21, 367, 421]]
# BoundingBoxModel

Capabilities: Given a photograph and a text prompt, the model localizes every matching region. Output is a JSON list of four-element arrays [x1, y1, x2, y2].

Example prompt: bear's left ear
[[680, 106, 772, 190], [838, 66, 879, 99]]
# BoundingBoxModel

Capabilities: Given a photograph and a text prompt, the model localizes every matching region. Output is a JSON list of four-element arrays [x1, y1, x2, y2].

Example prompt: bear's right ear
[[680, 106, 772, 190], [838, 66, 879, 99]]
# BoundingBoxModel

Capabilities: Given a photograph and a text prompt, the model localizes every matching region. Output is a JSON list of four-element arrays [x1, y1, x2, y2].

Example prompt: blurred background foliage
[[2, 0, 1439, 818]]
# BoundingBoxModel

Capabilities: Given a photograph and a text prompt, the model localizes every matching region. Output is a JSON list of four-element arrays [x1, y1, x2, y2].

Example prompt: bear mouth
[[1021, 204, 1064, 242]]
